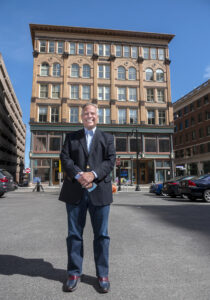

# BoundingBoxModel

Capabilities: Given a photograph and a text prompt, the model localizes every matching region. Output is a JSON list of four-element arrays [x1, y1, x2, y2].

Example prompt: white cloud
[[204, 65, 210, 79]]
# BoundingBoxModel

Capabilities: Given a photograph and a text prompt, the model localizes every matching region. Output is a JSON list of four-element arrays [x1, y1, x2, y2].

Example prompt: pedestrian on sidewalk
[[59, 103, 116, 293]]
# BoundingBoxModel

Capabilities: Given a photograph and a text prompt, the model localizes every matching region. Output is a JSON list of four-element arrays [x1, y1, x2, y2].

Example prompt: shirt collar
[[84, 127, 97, 135]]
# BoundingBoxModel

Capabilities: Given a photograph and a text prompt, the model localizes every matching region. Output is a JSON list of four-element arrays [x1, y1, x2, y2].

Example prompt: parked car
[[0, 169, 16, 197], [180, 174, 210, 202], [162, 175, 195, 198]]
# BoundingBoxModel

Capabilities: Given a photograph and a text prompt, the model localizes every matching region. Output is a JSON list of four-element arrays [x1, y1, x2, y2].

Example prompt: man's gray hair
[[82, 103, 98, 114]]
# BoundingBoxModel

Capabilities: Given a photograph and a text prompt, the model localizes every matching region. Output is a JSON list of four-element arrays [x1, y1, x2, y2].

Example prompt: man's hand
[[77, 172, 95, 188]]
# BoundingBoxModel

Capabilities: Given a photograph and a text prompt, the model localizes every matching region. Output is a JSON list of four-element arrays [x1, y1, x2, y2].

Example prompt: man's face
[[81, 105, 98, 130]]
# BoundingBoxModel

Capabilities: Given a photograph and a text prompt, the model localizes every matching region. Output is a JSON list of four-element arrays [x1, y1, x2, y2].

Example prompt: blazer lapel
[[79, 129, 88, 157], [89, 128, 100, 155]]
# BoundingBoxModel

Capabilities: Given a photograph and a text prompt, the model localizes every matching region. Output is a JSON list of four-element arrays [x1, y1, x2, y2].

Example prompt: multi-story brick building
[[29, 24, 174, 185], [173, 80, 210, 176], [0, 53, 26, 182]]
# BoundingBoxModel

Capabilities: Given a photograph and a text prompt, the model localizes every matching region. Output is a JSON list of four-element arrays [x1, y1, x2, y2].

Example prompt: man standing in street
[[59, 103, 116, 293]]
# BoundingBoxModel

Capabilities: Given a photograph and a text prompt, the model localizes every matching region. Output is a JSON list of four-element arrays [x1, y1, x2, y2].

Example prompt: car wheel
[[0, 192, 5, 197], [187, 195, 197, 201], [203, 189, 210, 203]]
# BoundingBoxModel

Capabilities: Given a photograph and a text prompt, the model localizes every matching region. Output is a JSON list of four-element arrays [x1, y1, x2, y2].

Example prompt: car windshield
[[196, 174, 210, 180], [1, 170, 12, 177]]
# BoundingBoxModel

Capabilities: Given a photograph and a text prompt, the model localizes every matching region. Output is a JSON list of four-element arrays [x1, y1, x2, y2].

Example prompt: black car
[[162, 175, 195, 198], [0, 169, 16, 197], [180, 174, 210, 202]]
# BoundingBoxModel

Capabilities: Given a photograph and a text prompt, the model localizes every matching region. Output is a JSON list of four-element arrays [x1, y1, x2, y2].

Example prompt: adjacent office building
[[29, 24, 174, 185], [0, 53, 26, 182], [173, 80, 210, 175]]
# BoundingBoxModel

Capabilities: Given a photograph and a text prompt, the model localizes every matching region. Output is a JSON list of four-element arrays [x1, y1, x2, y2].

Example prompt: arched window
[[118, 66, 126, 80], [145, 68, 154, 81], [71, 64, 79, 77], [156, 69, 164, 82], [40, 63, 49, 76], [82, 64, 90, 78], [53, 63, 61, 77], [128, 67, 136, 80]]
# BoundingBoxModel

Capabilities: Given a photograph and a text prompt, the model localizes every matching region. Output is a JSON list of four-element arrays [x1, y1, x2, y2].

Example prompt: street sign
[[23, 168, 31, 174]]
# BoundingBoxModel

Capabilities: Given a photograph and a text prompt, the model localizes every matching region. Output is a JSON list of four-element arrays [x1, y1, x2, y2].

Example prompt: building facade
[[29, 24, 174, 185], [0, 53, 26, 182], [173, 80, 210, 176]]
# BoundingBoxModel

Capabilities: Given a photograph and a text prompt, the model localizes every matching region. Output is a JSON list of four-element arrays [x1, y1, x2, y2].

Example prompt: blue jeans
[[66, 190, 110, 277]]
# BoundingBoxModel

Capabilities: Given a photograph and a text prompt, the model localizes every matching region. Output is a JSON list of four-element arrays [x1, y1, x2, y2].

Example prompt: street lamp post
[[132, 128, 141, 191], [116, 156, 121, 191], [130, 155, 133, 186]]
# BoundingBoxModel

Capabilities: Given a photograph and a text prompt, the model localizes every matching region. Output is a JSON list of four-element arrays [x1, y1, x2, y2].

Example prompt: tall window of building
[[156, 69, 164, 82], [82, 64, 90, 78], [185, 119, 189, 128], [39, 107, 47, 122], [128, 67, 136, 80], [179, 123, 183, 130], [40, 84, 48, 98], [70, 42, 76, 54], [184, 106, 188, 114], [206, 126, 210, 136], [82, 86, 90, 100], [70, 107, 79, 123], [198, 113, 202, 122], [70, 85, 79, 99], [190, 103, 194, 111], [128, 88, 137, 101], [51, 107, 59, 123], [98, 65, 110, 79], [204, 95, 209, 104], [205, 111, 210, 120], [116, 45, 122, 57], [118, 66, 126, 80], [34, 136, 47, 152], [129, 109, 137, 124], [148, 110, 155, 124], [123, 46, 130, 57], [143, 47, 149, 59], [98, 108, 110, 124], [118, 109, 126, 124], [49, 134, 61, 151], [131, 47, 138, 58], [197, 98, 201, 107], [78, 43, 84, 55], [86, 44, 93, 55], [40, 63, 49, 76], [191, 116, 195, 125], [53, 63, 61, 77], [151, 48, 157, 59], [158, 48, 165, 60], [52, 85, 60, 99], [157, 89, 165, 103], [40, 41, 46, 53], [159, 111, 166, 125], [71, 64, 79, 77], [145, 68, 154, 81], [145, 135, 157, 152], [199, 128, 204, 138], [98, 44, 110, 56], [57, 42, 64, 54], [49, 41, 55, 53], [98, 86, 110, 100], [118, 87, 126, 101], [147, 89, 154, 102], [192, 130, 196, 140]]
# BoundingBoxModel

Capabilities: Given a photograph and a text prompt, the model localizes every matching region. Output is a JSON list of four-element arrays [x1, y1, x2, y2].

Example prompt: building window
[[129, 109, 137, 124], [49, 136, 61, 151], [159, 111, 166, 125], [191, 116, 195, 125], [53, 63, 61, 77], [98, 65, 110, 79], [192, 130, 196, 140], [148, 110, 155, 125], [197, 98, 201, 107], [57, 42, 64, 54], [38, 107, 47, 122], [40, 84, 48, 98], [200, 144, 205, 154], [70, 107, 79, 123], [34, 136, 47, 152], [206, 126, 210, 136], [198, 113, 202, 122], [98, 108, 110, 124], [71, 64, 79, 77], [51, 107, 59, 123], [128, 88, 137, 101], [40, 63, 49, 76], [158, 48, 165, 60], [190, 103, 194, 111], [143, 47, 149, 59], [70, 42, 76, 54], [159, 139, 170, 152], [98, 44, 110, 56], [40, 41, 46, 53], [52, 85, 60, 99], [199, 128, 204, 138], [78, 43, 84, 55], [98, 86, 110, 100], [147, 89, 154, 102], [131, 47, 138, 58], [151, 48, 157, 59], [145, 137, 157, 152], [185, 119, 189, 128], [157, 89, 165, 102], [205, 111, 210, 120], [116, 45, 122, 57], [118, 87, 126, 101], [82, 86, 90, 100], [70, 85, 79, 99], [185, 133, 189, 142], [128, 67, 136, 80], [123, 46, 130, 57], [204, 95, 209, 104], [86, 44, 93, 55], [82, 64, 90, 78], [118, 109, 126, 124], [156, 69, 164, 82], [179, 135, 182, 144], [118, 66, 126, 80], [49, 41, 55, 53], [145, 68, 154, 81], [116, 137, 127, 152], [184, 106, 188, 115]]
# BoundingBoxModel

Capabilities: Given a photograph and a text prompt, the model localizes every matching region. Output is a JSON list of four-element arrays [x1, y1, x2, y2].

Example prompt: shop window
[[129, 138, 141, 152], [49, 137, 61, 151], [159, 139, 169, 152], [34, 137, 47, 152], [145, 138, 157, 152], [116, 138, 127, 152]]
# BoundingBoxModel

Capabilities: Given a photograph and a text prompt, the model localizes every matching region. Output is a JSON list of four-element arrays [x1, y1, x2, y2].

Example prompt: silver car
[[0, 169, 15, 197]]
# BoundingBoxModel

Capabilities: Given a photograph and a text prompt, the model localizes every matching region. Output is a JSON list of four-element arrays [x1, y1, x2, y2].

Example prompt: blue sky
[[0, 0, 209, 167]]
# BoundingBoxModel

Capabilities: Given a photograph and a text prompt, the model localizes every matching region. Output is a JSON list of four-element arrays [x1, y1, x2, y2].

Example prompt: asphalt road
[[1, 190, 210, 300]]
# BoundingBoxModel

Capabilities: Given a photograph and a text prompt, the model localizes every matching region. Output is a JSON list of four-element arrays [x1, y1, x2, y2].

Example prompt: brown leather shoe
[[63, 275, 80, 292], [98, 277, 110, 293]]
